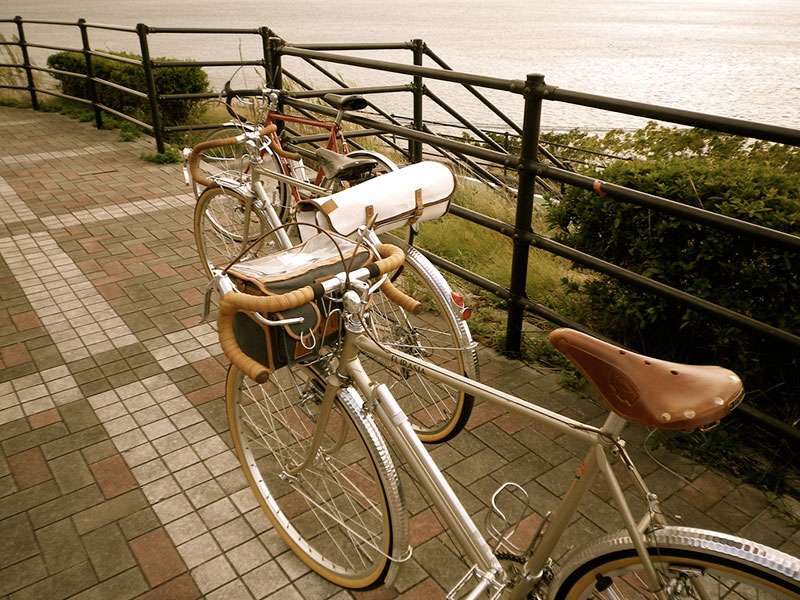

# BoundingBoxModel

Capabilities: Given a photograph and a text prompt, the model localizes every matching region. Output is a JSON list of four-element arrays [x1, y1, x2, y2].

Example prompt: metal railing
[[2, 17, 799, 437]]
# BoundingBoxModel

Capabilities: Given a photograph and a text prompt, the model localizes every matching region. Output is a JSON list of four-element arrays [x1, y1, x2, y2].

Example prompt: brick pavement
[[0, 104, 798, 599]]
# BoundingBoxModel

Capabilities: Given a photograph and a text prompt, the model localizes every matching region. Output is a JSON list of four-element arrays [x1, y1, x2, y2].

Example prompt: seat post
[[600, 411, 628, 438]]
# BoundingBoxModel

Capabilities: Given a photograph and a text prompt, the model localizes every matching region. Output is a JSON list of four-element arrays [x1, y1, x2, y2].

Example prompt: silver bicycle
[[209, 231, 800, 598], [185, 126, 478, 442]]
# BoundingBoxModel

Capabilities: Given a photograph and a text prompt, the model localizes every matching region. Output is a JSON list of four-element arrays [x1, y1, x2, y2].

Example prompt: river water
[[3, 0, 800, 132]]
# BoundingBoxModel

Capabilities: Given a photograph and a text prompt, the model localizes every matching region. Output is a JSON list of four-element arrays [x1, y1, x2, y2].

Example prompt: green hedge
[[46, 50, 208, 128], [548, 152, 800, 423]]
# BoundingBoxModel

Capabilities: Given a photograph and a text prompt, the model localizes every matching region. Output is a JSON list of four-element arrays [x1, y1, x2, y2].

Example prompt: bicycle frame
[[319, 312, 670, 598]]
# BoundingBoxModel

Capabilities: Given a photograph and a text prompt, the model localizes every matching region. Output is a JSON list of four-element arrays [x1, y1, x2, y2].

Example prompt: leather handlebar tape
[[269, 143, 302, 162], [379, 279, 423, 314], [217, 244, 414, 383], [188, 124, 278, 188]]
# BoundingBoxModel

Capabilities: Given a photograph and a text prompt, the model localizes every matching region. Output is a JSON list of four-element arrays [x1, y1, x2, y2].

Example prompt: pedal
[[485, 482, 530, 556], [447, 565, 504, 600]]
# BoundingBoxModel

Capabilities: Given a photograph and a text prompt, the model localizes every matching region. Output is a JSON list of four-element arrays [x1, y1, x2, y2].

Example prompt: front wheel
[[551, 526, 800, 599], [226, 364, 408, 589], [194, 186, 272, 278]]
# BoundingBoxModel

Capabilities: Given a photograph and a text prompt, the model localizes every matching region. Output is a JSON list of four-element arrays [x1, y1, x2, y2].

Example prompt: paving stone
[[6, 561, 96, 600], [0, 480, 61, 521], [191, 555, 237, 595], [142, 475, 181, 505], [89, 454, 138, 499], [65, 567, 147, 600], [131, 572, 201, 600], [165, 512, 207, 546], [118, 507, 162, 541], [80, 439, 117, 464], [40, 426, 108, 460], [28, 484, 105, 529], [0, 514, 38, 569], [49, 450, 94, 494], [178, 532, 223, 570], [35, 518, 87, 574], [82, 523, 136, 581], [72, 489, 148, 535], [410, 537, 467, 593], [199, 496, 238, 530], [0, 556, 48, 597], [2, 423, 68, 458], [59, 400, 101, 434], [293, 572, 341, 600], [206, 579, 255, 600], [129, 527, 188, 587], [227, 538, 271, 576], [7, 447, 52, 490]]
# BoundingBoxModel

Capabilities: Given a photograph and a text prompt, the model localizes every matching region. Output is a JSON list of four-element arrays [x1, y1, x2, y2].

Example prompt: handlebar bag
[[297, 161, 456, 239], [226, 233, 374, 374]]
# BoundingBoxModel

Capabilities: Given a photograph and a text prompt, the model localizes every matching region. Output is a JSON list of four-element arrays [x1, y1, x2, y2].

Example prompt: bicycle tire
[[194, 186, 272, 278], [346, 149, 399, 176], [551, 526, 800, 599], [226, 364, 408, 589], [199, 125, 292, 220], [365, 241, 478, 443]]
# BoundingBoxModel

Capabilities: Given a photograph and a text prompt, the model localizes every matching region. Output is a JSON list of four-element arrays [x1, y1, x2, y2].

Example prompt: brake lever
[[182, 147, 192, 185], [202, 271, 238, 322]]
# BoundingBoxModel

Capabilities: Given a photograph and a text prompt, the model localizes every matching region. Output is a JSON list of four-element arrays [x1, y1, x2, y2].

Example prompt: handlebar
[[186, 123, 300, 189], [217, 243, 421, 383]]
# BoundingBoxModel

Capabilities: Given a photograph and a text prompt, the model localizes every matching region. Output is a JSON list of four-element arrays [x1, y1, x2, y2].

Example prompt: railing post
[[14, 16, 38, 110], [136, 23, 165, 153], [262, 29, 283, 89], [410, 38, 424, 163], [505, 73, 545, 356], [77, 19, 103, 130]]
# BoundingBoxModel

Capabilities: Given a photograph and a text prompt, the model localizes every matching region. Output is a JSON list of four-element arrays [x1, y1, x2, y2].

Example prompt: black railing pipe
[[506, 74, 545, 355], [535, 164, 800, 252], [448, 203, 800, 350], [547, 87, 800, 147], [279, 45, 524, 93], [136, 24, 165, 153], [78, 18, 102, 129], [401, 238, 601, 338], [152, 59, 264, 68], [13, 16, 38, 109], [291, 42, 414, 51], [146, 26, 260, 34], [411, 39, 424, 163]]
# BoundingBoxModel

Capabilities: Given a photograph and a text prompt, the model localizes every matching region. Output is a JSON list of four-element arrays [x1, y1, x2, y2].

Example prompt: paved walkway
[[0, 105, 797, 600]]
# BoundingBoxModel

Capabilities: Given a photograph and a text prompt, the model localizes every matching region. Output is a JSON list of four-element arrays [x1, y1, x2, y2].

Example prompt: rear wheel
[[365, 243, 477, 443], [226, 364, 407, 588], [551, 527, 800, 600]]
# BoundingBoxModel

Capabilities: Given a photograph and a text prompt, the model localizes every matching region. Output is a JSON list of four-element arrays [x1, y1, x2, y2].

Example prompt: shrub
[[46, 50, 208, 128], [547, 153, 800, 423]]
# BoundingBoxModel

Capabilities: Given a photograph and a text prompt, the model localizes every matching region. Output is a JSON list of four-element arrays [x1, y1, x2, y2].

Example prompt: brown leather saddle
[[549, 328, 744, 430]]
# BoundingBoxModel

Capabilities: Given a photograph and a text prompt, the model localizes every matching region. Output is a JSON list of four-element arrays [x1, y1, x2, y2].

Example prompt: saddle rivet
[[660, 412, 672, 422], [683, 408, 696, 419], [712, 396, 724, 406]]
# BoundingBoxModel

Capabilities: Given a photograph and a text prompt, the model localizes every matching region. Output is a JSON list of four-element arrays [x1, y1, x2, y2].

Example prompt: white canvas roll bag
[[297, 161, 456, 239]]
